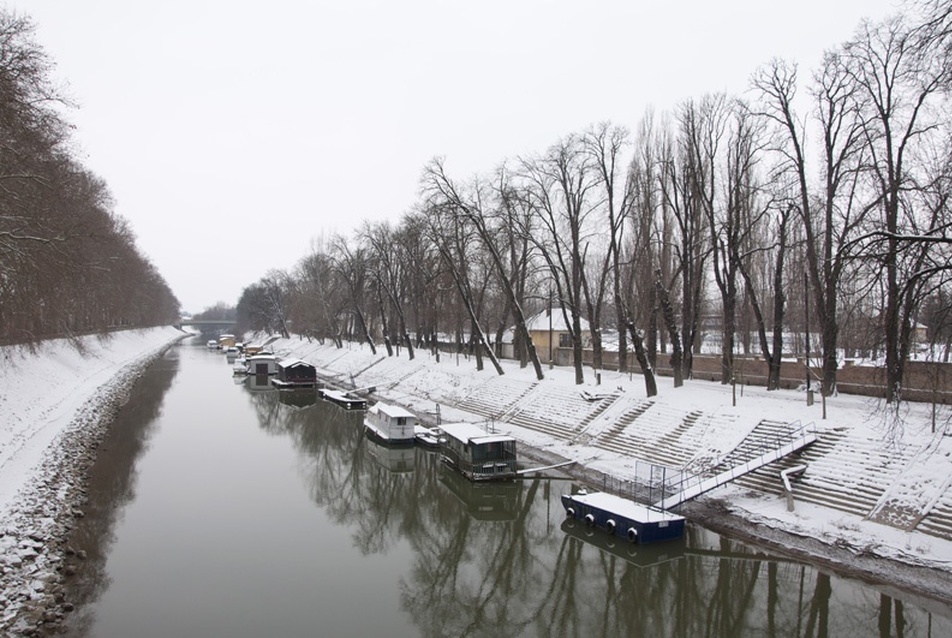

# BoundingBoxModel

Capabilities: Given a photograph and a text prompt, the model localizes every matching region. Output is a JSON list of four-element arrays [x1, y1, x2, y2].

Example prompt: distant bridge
[[177, 318, 236, 330]]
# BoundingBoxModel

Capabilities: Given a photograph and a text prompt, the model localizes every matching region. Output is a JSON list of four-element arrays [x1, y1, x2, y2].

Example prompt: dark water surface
[[60, 338, 952, 637]]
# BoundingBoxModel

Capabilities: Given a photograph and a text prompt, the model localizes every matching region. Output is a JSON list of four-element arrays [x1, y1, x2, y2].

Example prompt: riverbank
[[0, 327, 185, 636], [265, 336, 952, 608]]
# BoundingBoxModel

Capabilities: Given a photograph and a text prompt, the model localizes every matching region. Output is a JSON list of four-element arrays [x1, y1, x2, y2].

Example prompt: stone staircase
[[593, 402, 707, 469], [505, 386, 611, 440], [455, 376, 537, 419], [917, 490, 952, 539], [729, 429, 916, 519]]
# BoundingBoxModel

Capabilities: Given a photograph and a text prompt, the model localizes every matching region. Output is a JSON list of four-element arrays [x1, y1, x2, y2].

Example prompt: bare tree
[[752, 55, 868, 396], [843, 14, 950, 402], [519, 135, 599, 385], [659, 114, 709, 381], [421, 159, 544, 379], [330, 234, 377, 354], [421, 200, 504, 375], [361, 221, 416, 359]]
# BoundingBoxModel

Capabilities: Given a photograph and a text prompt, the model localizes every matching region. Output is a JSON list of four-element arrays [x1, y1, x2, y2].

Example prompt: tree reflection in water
[[260, 383, 952, 637], [62, 348, 181, 635], [263, 395, 917, 634], [65, 350, 952, 637]]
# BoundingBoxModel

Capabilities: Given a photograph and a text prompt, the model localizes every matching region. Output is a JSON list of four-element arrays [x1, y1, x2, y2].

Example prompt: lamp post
[[548, 285, 554, 369], [804, 271, 813, 405]]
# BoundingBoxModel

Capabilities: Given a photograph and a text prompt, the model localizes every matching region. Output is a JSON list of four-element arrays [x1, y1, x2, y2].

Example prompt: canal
[[59, 337, 952, 637]]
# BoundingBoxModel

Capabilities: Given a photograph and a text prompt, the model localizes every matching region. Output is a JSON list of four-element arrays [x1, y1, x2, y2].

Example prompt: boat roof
[[277, 357, 313, 369], [566, 491, 684, 522], [373, 403, 416, 419], [441, 422, 515, 445], [248, 353, 277, 361]]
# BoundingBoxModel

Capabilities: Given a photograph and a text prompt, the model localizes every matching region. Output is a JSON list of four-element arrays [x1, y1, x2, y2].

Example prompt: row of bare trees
[[0, 10, 179, 345], [237, 2, 952, 404]]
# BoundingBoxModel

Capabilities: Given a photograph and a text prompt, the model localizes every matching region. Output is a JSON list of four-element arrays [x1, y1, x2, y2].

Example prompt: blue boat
[[561, 490, 685, 544]]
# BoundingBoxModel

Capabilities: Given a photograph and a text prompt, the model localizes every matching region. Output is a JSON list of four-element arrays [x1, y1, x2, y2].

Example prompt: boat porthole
[[566, 507, 575, 517], [606, 519, 616, 534], [584, 514, 595, 527], [627, 527, 638, 543]]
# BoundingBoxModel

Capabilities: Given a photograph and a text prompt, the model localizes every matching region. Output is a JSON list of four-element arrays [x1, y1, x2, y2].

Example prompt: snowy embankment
[[268, 336, 952, 603], [0, 326, 184, 635]]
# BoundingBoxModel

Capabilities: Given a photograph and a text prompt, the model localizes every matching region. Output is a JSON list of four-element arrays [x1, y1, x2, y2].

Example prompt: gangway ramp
[[654, 422, 818, 510]]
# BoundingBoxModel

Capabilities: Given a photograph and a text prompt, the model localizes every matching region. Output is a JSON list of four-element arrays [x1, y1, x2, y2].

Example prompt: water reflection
[[276, 388, 318, 410], [439, 465, 522, 521], [272, 384, 952, 637], [61, 341, 952, 637], [62, 346, 181, 636], [367, 438, 416, 473]]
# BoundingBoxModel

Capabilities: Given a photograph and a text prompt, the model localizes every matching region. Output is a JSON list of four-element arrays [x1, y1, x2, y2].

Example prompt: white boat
[[364, 403, 418, 445], [414, 425, 444, 449], [245, 353, 279, 376]]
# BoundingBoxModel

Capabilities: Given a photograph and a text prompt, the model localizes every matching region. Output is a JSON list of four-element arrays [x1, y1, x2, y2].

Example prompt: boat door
[[255, 362, 269, 375]]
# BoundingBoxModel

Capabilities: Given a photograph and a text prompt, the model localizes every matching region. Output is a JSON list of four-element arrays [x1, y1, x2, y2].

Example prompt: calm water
[[59, 337, 952, 637]]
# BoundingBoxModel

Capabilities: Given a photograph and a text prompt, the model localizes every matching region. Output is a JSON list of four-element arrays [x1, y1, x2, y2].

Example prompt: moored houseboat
[[318, 388, 367, 410], [271, 358, 318, 388], [364, 402, 418, 445], [560, 490, 685, 544], [439, 422, 518, 481], [245, 353, 279, 376]]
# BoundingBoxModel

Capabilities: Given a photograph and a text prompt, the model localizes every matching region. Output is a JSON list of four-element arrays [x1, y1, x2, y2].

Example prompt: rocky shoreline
[[0, 344, 177, 637]]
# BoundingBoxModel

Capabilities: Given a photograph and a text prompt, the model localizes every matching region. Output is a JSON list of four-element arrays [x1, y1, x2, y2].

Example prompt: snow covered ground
[[1, 328, 951, 634], [0, 326, 184, 635]]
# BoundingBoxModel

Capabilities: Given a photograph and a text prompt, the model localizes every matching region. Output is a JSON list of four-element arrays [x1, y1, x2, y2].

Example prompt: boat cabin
[[364, 402, 418, 445], [218, 334, 237, 349], [439, 422, 517, 481], [243, 344, 265, 356], [272, 358, 317, 388], [246, 353, 279, 376]]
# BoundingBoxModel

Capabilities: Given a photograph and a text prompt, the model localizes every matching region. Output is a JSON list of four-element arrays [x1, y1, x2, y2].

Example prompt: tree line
[[0, 9, 179, 345], [237, 1, 952, 404]]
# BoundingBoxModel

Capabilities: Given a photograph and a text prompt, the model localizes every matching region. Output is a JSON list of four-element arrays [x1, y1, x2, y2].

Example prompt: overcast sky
[[16, 0, 901, 314]]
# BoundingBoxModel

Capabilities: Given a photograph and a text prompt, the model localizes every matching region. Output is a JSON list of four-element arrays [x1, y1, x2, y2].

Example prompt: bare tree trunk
[[655, 271, 684, 387], [624, 319, 658, 397]]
